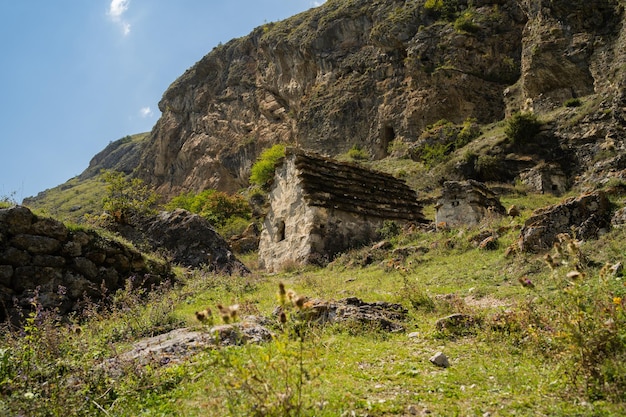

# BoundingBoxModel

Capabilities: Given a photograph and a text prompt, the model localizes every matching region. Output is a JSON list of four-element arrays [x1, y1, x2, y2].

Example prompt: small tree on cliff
[[100, 170, 159, 223]]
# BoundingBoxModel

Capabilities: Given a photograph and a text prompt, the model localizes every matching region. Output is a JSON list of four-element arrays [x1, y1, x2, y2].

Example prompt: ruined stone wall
[[0, 206, 171, 321], [435, 181, 505, 227], [258, 157, 312, 272], [259, 150, 424, 271]]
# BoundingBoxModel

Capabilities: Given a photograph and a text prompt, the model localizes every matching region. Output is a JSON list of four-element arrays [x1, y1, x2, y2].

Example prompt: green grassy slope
[[2, 190, 626, 416], [23, 133, 150, 223]]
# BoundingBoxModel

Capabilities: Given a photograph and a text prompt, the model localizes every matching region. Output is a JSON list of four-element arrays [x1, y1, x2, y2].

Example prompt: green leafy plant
[[456, 117, 481, 148], [219, 282, 321, 416], [166, 189, 252, 230], [378, 220, 401, 240], [250, 144, 286, 189], [520, 235, 626, 401], [100, 170, 159, 224], [474, 154, 502, 181], [564, 98, 582, 108], [504, 112, 541, 145], [454, 9, 480, 33], [420, 142, 451, 167], [423, 0, 460, 20], [346, 145, 369, 161]]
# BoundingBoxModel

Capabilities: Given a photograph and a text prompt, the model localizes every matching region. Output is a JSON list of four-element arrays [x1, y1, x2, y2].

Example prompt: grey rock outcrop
[[136, 0, 529, 199], [116, 320, 274, 366], [284, 296, 408, 333], [0, 206, 172, 321], [116, 209, 248, 274], [518, 191, 611, 252]]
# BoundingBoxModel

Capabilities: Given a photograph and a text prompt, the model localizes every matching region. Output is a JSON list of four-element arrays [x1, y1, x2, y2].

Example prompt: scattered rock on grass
[[429, 351, 450, 368], [435, 313, 481, 334], [115, 320, 274, 366], [295, 296, 408, 332]]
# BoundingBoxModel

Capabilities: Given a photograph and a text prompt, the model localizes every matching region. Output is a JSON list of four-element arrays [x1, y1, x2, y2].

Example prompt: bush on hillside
[[100, 170, 159, 224], [504, 112, 541, 145], [165, 189, 251, 229], [347, 145, 369, 161]]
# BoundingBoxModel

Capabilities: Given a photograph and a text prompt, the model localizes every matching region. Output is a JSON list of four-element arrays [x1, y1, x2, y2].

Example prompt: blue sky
[[0, 1, 324, 201]]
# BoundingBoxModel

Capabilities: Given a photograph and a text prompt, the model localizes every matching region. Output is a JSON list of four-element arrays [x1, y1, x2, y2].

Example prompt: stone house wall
[[259, 149, 426, 271], [435, 180, 505, 227]]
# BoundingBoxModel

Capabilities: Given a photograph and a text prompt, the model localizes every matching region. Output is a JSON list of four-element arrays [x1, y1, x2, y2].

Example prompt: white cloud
[[313, 0, 326, 6], [140, 107, 153, 118], [108, 0, 131, 36], [108, 0, 129, 21]]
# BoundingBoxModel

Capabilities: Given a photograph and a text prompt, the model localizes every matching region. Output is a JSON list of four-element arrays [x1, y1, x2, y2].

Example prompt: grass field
[[2, 189, 626, 416]]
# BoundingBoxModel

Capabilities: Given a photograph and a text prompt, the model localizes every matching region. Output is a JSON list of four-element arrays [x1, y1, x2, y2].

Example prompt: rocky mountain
[[27, 0, 626, 206], [126, 0, 624, 200]]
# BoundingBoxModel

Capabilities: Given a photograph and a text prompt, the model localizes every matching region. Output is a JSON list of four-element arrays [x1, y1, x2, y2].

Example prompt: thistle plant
[[219, 282, 322, 416], [528, 233, 626, 400]]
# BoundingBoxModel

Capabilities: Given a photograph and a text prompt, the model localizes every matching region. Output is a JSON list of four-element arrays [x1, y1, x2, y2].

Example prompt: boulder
[[229, 223, 260, 254], [118, 209, 249, 274], [285, 296, 408, 332], [115, 321, 274, 366], [435, 313, 481, 334], [429, 351, 450, 368], [518, 191, 611, 252]]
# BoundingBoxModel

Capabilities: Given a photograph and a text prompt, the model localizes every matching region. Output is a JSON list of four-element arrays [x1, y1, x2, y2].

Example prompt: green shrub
[[378, 220, 401, 239], [250, 144, 286, 189], [564, 98, 582, 108], [347, 145, 369, 161], [474, 155, 501, 181], [456, 117, 481, 147], [424, 0, 460, 20], [100, 170, 159, 223], [504, 112, 541, 144], [518, 235, 626, 401], [421, 143, 451, 167], [454, 10, 480, 33], [166, 189, 251, 228], [217, 216, 251, 239]]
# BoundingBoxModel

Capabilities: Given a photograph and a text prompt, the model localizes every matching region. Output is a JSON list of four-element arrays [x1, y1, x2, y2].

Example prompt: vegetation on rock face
[[249, 144, 286, 189], [504, 112, 542, 145], [165, 189, 252, 237], [410, 118, 481, 167]]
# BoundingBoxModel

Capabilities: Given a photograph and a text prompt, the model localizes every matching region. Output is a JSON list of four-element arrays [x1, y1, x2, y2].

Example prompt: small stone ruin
[[259, 148, 427, 271], [0, 206, 172, 321], [435, 180, 505, 227], [518, 163, 568, 195]]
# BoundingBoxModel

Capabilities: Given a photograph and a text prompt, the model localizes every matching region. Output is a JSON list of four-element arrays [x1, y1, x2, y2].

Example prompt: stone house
[[258, 148, 426, 271], [518, 163, 568, 195], [435, 180, 505, 227]]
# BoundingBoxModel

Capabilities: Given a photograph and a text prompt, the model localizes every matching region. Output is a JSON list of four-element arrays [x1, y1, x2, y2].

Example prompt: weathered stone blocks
[[0, 206, 172, 321]]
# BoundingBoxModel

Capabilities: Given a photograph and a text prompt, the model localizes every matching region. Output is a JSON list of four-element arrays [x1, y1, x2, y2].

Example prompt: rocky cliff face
[[127, 0, 622, 198]]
